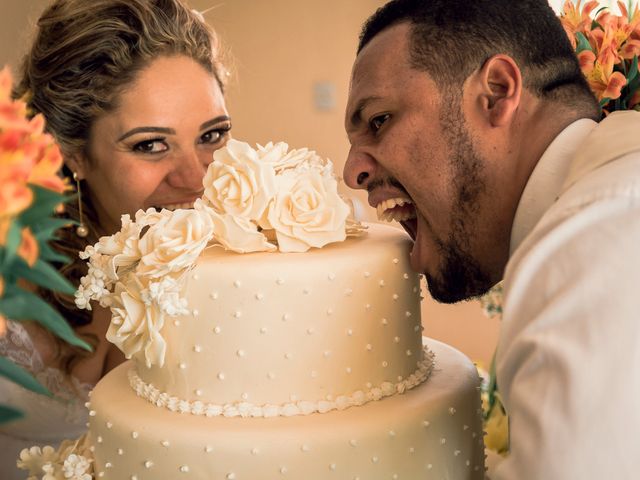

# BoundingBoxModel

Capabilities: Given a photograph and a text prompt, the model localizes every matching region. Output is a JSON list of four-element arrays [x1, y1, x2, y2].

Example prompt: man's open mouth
[[375, 196, 418, 240]]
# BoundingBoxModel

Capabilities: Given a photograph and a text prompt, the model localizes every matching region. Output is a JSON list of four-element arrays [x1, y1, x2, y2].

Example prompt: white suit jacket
[[492, 111, 640, 479]]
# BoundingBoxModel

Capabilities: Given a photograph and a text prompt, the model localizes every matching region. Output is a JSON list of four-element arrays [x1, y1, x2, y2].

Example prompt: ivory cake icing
[[18, 140, 485, 479]]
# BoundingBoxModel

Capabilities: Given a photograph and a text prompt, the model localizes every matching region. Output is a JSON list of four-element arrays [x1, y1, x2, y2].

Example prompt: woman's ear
[[474, 54, 522, 127], [64, 152, 87, 179]]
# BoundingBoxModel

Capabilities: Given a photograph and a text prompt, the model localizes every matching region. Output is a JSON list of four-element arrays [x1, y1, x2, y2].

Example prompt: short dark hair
[[359, 0, 598, 114]]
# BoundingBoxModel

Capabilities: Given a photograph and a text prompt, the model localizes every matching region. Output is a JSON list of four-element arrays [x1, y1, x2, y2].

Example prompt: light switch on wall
[[313, 81, 336, 111]]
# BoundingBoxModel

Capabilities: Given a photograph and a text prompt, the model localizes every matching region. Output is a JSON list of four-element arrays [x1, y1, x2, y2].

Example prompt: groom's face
[[344, 23, 495, 303]]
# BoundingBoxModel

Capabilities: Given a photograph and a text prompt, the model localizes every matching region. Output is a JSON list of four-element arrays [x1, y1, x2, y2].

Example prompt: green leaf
[[19, 185, 68, 227], [11, 256, 76, 295], [37, 241, 71, 265], [599, 97, 611, 108], [575, 31, 593, 54], [1, 221, 22, 269], [0, 357, 51, 396], [0, 404, 23, 424], [627, 56, 639, 84], [0, 284, 92, 351], [32, 217, 74, 240]]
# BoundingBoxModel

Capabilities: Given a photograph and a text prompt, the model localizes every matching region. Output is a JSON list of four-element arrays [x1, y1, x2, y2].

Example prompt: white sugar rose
[[137, 208, 214, 278], [258, 141, 327, 173], [195, 199, 275, 253], [107, 277, 167, 368], [266, 167, 350, 252], [203, 139, 277, 220]]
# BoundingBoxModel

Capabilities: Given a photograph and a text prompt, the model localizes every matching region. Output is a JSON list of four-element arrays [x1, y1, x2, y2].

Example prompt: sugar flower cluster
[[74, 140, 364, 367], [17, 434, 93, 480]]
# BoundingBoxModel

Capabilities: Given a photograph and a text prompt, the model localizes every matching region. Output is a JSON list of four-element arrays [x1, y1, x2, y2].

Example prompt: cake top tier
[[74, 139, 367, 366]]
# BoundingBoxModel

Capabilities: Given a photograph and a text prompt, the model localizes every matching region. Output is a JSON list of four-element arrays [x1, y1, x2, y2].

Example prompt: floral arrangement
[[18, 433, 93, 480], [74, 139, 364, 368], [480, 0, 640, 456], [561, 0, 640, 111], [0, 67, 90, 424]]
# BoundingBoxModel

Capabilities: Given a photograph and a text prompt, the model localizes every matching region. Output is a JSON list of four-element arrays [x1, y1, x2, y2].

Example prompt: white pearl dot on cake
[[346, 367, 352, 374], [328, 273, 336, 281], [282, 313, 290, 321], [406, 350, 412, 356], [251, 447, 260, 455], [427, 464, 433, 470], [255, 292, 264, 300], [311, 370, 318, 378], [98, 472, 105, 478], [392, 294, 399, 301], [84, 401, 91, 408], [89, 409, 96, 416], [303, 288, 310, 295], [329, 463, 337, 471], [381, 318, 388, 325], [105, 462, 112, 468], [392, 475, 398, 480], [180, 465, 190, 473], [393, 258, 399, 264], [290, 394, 298, 402], [117, 448, 124, 455], [174, 320, 181, 327], [280, 466, 288, 474], [449, 407, 457, 415], [403, 273, 409, 280], [394, 336, 400, 343], [192, 273, 200, 280], [227, 474, 236, 480], [233, 280, 242, 288], [397, 375, 403, 381], [379, 280, 386, 287], [285, 352, 292, 359], [326, 308, 333, 316], [131, 431, 139, 439], [267, 372, 276, 379], [413, 325, 421, 332], [307, 327, 315, 335], [347, 329, 353, 336], [131, 475, 138, 480], [234, 311, 242, 319], [408, 447, 415, 453], [472, 432, 477, 438], [372, 456, 379, 463], [205, 445, 214, 453], [237, 349, 246, 357], [366, 344, 373, 351], [106, 421, 113, 429], [241, 392, 249, 400], [210, 292, 218, 300], [179, 362, 187, 369], [365, 304, 371, 310], [213, 326, 222, 334], [466, 460, 471, 467], [405, 311, 412, 318], [217, 372, 225, 380], [440, 438, 446, 445], [364, 271, 371, 278], [382, 361, 388, 368], [195, 389, 203, 396], [144, 460, 153, 468], [301, 444, 310, 452], [193, 345, 202, 353], [161, 440, 170, 447], [423, 420, 430, 428], [276, 278, 284, 285], [388, 430, 396, 437], [192, 309, 199, 317], [366, 382, 373, 389], [349, 439, 358, 447], [463, 424, 469, 431], [260, 327, 268, 334], [323, 350, 331, 358], [454, 450, 461, 456], [96, 436, 103, 443], [345, 288, 353, 296]]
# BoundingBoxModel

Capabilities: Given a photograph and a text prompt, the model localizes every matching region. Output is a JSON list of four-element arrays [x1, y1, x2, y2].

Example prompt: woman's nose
[[167, 149, 209, 191], [343, 147, 377, 190]]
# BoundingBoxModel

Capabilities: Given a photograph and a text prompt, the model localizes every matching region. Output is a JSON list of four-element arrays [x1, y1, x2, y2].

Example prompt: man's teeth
[[376, 197, 416, 222]]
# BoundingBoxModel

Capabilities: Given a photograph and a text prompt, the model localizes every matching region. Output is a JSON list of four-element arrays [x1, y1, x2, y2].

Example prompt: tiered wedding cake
[[19, 140, 485, 479]]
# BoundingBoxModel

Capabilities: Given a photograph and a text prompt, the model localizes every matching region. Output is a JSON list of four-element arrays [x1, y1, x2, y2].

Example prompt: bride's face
[[77, 55, 231, 235]]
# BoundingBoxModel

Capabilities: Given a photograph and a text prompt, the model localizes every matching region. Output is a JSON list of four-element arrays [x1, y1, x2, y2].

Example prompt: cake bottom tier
[[89, 339, 485, 480]]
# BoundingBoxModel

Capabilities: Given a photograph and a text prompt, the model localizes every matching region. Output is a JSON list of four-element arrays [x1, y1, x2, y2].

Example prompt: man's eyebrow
[[117, 126, 175, 142], [347, 95, 381, 132]]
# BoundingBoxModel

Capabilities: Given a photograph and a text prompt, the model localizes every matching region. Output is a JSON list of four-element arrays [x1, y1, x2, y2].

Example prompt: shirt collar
[[509, 118, 597, 256]]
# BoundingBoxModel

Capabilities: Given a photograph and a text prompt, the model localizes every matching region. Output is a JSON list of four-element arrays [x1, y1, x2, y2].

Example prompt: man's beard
[[425, 93, 493, 304]]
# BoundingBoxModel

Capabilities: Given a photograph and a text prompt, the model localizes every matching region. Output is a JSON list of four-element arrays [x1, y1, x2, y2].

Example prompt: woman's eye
[[370, 114, 390, 133], [132, 139, 168, 153], [200, 125, 231, 145]]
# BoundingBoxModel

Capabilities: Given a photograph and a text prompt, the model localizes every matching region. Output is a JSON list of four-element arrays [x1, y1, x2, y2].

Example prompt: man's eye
[[370, 114, 390, 132], [133, 139, 167, 153]]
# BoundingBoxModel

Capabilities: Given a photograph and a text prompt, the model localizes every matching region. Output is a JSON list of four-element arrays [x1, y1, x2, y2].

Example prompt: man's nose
[[343, 148, 377, 190]]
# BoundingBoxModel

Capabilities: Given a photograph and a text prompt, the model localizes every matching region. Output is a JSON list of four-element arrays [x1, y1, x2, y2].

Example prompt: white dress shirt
[[492, 111, 640, 479]]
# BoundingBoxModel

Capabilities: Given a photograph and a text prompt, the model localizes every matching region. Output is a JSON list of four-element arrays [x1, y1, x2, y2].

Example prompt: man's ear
[[473, 54, 522, 127]]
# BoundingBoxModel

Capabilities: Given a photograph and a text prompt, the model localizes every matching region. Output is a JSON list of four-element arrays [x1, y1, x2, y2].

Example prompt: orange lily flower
[[17, 226, 39, 267], [561, 0, 600, 37]]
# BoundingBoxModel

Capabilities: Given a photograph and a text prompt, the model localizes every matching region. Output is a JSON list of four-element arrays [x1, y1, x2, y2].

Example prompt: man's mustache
[[367, 177, 410, 197]]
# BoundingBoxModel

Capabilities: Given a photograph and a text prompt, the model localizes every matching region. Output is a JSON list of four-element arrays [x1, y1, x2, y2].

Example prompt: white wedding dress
[[0, 320, 92, 480]]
